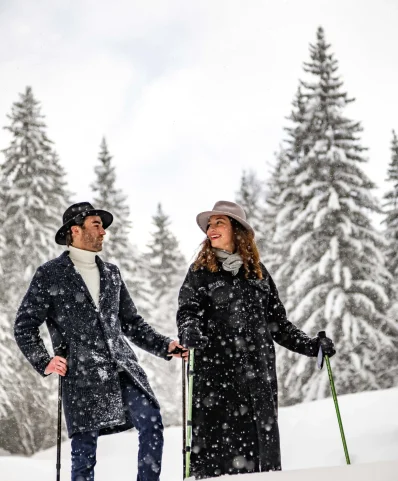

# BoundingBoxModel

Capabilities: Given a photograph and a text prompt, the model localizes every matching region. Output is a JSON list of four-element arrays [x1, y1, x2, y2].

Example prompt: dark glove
[[181, 327, 208, 349], [317, 333, 336, 358]]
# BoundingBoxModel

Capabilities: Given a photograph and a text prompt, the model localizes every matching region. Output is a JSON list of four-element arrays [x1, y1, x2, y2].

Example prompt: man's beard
[[93, 238, 103, 251], [83, 234, 103, 252]]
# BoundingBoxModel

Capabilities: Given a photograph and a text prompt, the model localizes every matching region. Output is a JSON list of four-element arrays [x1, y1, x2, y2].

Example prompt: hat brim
[[196, 210, 254, 237], [55, 209, 113, 245]]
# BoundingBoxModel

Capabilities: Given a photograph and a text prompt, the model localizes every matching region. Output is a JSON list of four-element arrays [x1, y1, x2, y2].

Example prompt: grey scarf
[[213, 248, 243, 276]]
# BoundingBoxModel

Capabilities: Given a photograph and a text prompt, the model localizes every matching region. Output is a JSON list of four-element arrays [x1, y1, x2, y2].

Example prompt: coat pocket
[[74, 363, 116, 388], [247, 279, 270, 308], [70, 344, 114, 385], [208, 280, 232, 309]]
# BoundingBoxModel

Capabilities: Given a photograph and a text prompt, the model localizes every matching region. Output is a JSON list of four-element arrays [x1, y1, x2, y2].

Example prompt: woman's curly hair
[[193, 217, 263, 279]]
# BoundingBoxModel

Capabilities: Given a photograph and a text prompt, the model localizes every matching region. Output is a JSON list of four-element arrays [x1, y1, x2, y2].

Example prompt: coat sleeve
[[14, 267, 53, 377], [266, 272, 318, 357], [176, 266, 207, 338], [118, 276, 173, 360]]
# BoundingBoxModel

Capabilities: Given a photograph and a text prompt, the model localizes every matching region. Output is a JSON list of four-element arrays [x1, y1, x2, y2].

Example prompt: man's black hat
[[55, 202, 113, 245]]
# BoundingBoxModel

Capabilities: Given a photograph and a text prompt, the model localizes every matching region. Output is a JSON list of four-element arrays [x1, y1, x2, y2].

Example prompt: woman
[[177, 200, 335, 479]]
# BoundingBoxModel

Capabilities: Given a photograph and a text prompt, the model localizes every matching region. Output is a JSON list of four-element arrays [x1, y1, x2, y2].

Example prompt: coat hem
[[67, 416, 126, 438]]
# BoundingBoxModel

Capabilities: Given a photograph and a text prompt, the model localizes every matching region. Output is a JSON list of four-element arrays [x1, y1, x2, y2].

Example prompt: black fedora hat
[[55, 202, 113, 245]]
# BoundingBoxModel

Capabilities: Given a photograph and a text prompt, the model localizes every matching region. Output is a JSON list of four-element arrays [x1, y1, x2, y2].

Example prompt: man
[[14, 202, 187, 481]]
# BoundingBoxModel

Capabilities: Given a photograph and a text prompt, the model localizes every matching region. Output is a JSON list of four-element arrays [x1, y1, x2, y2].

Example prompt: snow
[[1, 387, 397, 480], [211, 461, 398, 480]]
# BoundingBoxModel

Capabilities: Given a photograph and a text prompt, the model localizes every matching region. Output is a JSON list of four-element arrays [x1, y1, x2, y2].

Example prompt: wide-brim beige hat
[[196, 200, 254, 236]]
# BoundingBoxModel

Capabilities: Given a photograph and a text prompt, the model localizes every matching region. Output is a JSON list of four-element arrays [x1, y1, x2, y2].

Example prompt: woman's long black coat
[[14, 251, 172, 437], [177, 263, 318, 479]]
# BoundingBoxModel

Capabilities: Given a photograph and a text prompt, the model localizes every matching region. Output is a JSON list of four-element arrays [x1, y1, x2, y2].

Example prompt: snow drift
[[0, 386, 397, 480]]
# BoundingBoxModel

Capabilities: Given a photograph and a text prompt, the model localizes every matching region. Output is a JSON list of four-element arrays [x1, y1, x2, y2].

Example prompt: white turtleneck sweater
[[69, 245, 100, 308]]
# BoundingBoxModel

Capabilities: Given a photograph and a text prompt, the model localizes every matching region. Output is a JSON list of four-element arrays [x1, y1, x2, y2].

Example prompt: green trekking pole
[[318, 331, 351, 465], [185, 348, 195, 479], [182, 358, 187, 480]]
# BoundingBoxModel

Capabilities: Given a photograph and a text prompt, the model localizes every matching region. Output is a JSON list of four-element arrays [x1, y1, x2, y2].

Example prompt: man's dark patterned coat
[[177, 263, 319, 479], [14, 251, 172, 437]]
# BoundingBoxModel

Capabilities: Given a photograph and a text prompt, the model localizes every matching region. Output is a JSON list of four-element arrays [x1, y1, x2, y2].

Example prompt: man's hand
[[168, 340, 189, 361], [44, 356, 68, 376]]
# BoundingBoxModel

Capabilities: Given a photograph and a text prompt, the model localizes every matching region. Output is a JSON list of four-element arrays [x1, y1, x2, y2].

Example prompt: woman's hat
[[55, 202, 113, 245], [196, 200, 254, 236]]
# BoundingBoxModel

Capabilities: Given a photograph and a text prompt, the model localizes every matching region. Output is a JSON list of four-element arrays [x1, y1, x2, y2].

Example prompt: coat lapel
[[59, 251, 97, 309], [96, 255, 112, 312]]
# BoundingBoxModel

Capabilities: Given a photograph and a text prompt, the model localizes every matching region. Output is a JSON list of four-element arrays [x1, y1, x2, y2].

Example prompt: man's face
[[71, 215, 106, 252]]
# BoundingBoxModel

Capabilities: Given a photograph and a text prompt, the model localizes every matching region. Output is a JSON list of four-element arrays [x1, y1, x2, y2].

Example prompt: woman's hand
[[181, 327, 209, 349], [318, 336, 336, 357]]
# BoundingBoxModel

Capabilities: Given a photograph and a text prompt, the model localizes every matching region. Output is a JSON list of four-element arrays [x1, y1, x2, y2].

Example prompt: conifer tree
[[143, 203, 186, 425], [383, 130, 398, 383], [262, 149, 293, 301], [264, 88, 309, 295], [275, 29, 398, 405], [91, 137, 151, 318], [1, 87, 67, 281], [0, 182, 12, 418], [0, 87, 69, 454], [0, 259, 13, 422], [236, 169, 267, 256], [146, 203, 186, 323], [384, 130, 398, 278], [92, 137, 131, 256]]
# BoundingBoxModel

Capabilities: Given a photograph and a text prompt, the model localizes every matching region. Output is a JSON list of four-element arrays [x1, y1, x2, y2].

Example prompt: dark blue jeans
[[71, 376, 164, 481]]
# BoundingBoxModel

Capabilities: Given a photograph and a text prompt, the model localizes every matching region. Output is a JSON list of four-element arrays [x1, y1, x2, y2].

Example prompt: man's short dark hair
[[66, 215, 87, 247]]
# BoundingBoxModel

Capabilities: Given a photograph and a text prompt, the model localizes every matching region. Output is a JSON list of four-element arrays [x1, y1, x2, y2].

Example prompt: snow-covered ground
[[1, 387, 397, 480]]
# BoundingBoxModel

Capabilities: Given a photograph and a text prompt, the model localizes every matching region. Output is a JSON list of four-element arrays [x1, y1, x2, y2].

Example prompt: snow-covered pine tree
[[0, 87, 70, 454], [384, 130, 398, 278], [51, 151, 72, 211], [0, 183, 14, 421], [91, 137, 151, 318], [275, 28, 398, 405], [0, 312, 13, 419], [262, 149, 293, 301], [264, 88, 309, 299], [382, 130, 398, 383], [1, 88, 68, 283], [143, 203, 186, 425], [235, 169, 267, 256]]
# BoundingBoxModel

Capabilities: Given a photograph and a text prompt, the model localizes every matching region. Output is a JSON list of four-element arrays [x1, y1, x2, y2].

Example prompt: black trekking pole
[[182, 358, 187, 480], [185, 349, 195, 479], [318, 331, 351, 465], [56, 375, 63, 481]]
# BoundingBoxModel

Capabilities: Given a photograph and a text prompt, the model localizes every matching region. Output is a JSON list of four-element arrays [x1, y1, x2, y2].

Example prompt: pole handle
[[316, 331, 327, 370]]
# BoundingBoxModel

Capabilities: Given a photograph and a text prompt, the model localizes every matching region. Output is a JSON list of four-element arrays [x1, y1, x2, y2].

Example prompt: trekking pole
[[185, 349, 195, 479], [318, 331, 351, 465], [56, 375, 63, 481], [182, 358, 187, 480]]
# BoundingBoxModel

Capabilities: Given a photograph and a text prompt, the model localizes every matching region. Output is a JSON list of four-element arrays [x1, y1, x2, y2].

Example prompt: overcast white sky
[[1, 0, 398, 261]]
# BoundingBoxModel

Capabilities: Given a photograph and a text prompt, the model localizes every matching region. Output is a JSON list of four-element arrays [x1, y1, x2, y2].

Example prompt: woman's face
[[207, 215, 235, 253]]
